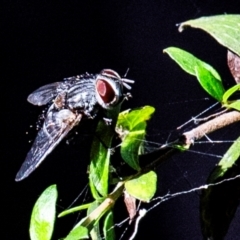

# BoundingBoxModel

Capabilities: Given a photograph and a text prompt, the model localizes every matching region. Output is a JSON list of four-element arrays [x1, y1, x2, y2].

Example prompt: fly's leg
[[103, 117, 112, 125], [123, 92, 132, 101]]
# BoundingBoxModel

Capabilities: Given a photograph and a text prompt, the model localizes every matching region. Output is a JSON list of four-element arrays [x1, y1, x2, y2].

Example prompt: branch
[[183, 110, 240, 146], [139, 110, 240, 170]]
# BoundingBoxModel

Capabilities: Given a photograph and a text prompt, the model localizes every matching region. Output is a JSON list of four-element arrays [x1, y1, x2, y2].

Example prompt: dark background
[[2, 1, 240, 239]]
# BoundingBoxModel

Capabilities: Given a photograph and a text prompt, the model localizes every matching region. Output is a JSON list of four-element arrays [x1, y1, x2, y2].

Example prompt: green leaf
[[222, 84, 240, 103], [120, 124, 145, 170], [89, 175, 102, 200], [89, 133, 111, 197], [30, 185, 57, 240], [222, 84, 240, 110], [116, 106, 155, 170], [209, 137, 240, 181], [58, 203, 91, 218], [77, 199, 113, 232], [200, 137, 240, 238], [64, 201, 100, 240], [87, 201, 101, 240], [226, 100, 240, 111], [179, 15, 240, 56], [90, 105, 121, 197], [117, 106, 155, 130], [195, 65, 225, 101], [103, 211, 115, 240], [125, 171, 157, 202], [164, 47, 225, 101], [64, 226, 89, 240], [164, 47, 221, 80]]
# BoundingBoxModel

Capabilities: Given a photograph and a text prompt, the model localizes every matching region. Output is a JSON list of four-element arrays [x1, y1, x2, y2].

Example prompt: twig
[[140, 110, 240, 170], [183, 110, 240, 146]]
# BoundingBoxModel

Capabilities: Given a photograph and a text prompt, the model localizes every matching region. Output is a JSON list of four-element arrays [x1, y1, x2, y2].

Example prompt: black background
[[2, 1, 240, 239]]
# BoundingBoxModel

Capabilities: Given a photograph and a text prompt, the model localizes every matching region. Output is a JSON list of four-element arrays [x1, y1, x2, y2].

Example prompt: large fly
[[15, 69, 134, 181]]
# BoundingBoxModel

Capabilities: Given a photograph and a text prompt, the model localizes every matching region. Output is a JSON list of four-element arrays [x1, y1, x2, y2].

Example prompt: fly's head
[[95, 69, 134, 110]]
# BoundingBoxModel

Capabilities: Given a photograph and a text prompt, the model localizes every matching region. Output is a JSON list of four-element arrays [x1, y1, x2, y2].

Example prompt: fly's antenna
[[121, 68, 135, 90], [124, 68, 130, 78], [121, 78, 135, 90]]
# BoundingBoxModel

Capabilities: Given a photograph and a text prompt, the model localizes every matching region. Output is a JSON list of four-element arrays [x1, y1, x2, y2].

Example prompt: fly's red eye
[[96, 79, 115, 103]]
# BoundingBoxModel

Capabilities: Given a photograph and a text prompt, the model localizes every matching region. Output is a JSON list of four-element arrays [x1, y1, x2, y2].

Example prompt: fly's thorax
[[65, 76, 98, 117]]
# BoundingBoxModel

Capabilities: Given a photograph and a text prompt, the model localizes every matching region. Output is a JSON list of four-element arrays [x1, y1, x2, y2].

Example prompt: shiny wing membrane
[[27, 82, 61, 106], [15, 106, 82, 181]]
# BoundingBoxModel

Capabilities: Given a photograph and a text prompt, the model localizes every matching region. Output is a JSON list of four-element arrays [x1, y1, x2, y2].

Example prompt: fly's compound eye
[[96, 79, 115, 104], [96, 69, 135, 109], [95, 77, 121, 109]]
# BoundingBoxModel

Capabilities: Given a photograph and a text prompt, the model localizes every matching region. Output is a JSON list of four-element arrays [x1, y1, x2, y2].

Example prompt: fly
[[15, 69, 134, 181]]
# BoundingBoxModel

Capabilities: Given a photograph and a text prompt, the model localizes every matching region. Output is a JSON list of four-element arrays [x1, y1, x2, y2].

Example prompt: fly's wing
[[27, 82, 61, 106], [15, 106, 82, 181]]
